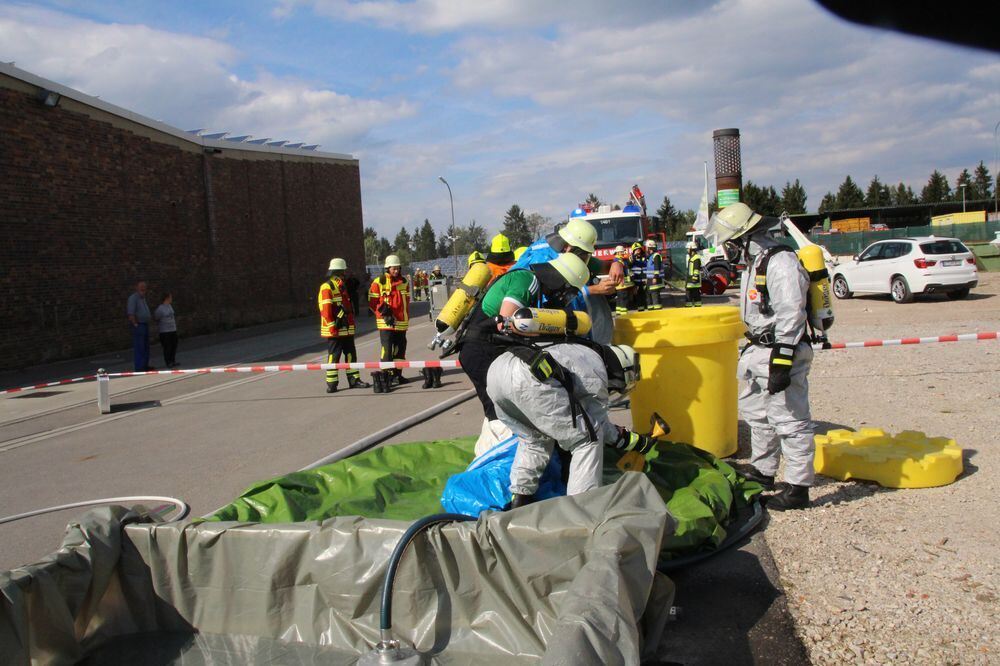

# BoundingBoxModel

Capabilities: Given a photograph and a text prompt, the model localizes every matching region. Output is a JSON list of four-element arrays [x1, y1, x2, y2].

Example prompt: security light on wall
[[37, 89, 61, 107]]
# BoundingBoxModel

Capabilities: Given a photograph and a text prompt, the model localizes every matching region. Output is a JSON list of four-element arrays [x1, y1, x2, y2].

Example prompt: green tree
[[584, 193, 602, 210], [780, 179, 808, 214], [440, 222, 461, 258], [818, 191, 836, 214], [864, 175, 891, 207], [920, 170, 951, 203], [363, 226, 379, 266], [413, 219, 436, 261], [953, 168, 973, 202], [463, 220, 487, 254], [655, 195, 681, 238], [501, 204, 532, 247], [972, 161, 993, 201], [377, 236, 391, 263], [890, 182, 917, 206], [525, 212, 550, 243], [393, 226, 413, 265], [834, 176, 865, 209], [743, 181, 781, 216]]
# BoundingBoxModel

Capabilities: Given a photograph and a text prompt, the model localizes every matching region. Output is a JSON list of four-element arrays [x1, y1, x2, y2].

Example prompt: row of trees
[[364, 205, 554, 265], [368, 162, 999, 259]]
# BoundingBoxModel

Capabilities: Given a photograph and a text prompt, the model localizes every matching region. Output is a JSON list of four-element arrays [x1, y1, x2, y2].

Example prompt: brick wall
[[0, 83, 364, 370]]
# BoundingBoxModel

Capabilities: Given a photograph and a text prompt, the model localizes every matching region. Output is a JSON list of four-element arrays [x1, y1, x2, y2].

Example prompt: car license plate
[[942, 260, 960, 266]]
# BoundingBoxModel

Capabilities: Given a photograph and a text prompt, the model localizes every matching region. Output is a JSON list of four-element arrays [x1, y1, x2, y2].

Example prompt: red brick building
[[0, 63, 365, 370]]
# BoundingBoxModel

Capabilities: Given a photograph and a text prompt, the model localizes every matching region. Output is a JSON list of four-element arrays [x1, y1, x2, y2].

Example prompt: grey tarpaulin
[[1, 474, 675, 665]]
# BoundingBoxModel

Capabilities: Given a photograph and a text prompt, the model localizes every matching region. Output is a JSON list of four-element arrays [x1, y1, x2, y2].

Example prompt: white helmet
[[686, 242, 697, 251], [547, 252, 590, 290], [557, 218, 597, 254], [328, 258, 347, 271], [604, 344, 639, 395], [644, 239, 656, 250], [384, 254, 402, 268], [614, 244, 626, 254], [704, 202, 763, 245]]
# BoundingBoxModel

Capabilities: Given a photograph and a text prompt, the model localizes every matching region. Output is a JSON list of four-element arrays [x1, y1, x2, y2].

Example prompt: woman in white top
[[154, 293, 179, 368]]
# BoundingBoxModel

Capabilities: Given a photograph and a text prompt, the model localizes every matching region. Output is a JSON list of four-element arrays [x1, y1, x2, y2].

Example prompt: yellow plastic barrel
[[612, 306, 744, 457]]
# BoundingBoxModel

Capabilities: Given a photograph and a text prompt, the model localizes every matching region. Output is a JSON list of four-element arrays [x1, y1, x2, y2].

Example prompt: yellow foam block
[[814, 428, 963, 488]]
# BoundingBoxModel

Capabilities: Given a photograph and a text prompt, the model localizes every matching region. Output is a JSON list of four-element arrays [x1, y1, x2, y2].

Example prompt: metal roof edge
[[0, 61, 357, 164]]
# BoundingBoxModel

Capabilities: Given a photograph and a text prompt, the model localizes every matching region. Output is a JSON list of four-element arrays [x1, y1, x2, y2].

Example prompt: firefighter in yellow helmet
[[628, 241, 648, 312], [368, 254, 411, 392], [486, 233, 515, 281], [685, 242, 703, 307], [468, 251, 486, 268], [318, 258, 369, 392], [612, 245, 632, 316]]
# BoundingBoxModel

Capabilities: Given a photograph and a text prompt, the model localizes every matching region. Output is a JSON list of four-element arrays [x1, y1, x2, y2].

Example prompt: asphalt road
[[0, 299, 806, 664]]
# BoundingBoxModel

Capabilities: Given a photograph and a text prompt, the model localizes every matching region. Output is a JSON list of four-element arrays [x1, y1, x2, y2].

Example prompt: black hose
[[657, 500, 765, 572], [380, 513, 475, 634]]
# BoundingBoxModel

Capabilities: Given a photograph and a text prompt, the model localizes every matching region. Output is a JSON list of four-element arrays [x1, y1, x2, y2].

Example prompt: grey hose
[[0, 496, 191, 526]]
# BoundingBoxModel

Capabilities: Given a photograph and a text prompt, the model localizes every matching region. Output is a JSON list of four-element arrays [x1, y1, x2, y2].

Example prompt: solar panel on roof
[[245, 138, 270, 145], [266, 140, 288, 147], [284, 142, 304, 149], [201, 131, 228, 140], [224, 135, 252, 142], [302, 144, 320, 150]]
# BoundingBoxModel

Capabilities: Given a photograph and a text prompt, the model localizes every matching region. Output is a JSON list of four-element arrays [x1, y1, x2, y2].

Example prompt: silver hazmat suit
[[737, 231, 816, 486], [487, 343, 620, 496]]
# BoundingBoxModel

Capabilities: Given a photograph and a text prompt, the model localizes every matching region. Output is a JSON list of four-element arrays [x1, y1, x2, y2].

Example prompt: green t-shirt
[[480, 270, 539, 317]]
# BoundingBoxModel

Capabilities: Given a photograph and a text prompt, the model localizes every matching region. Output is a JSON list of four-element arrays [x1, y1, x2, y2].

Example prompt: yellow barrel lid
[[612, 306, 746, 349]]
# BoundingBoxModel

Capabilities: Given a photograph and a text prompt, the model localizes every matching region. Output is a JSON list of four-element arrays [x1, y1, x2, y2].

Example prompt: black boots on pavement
[[420, 367, 444, 389], [766, 484, 810, 511]]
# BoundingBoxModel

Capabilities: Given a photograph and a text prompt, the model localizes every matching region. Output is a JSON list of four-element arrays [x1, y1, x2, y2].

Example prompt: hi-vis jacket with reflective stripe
[[368, 274, 410, 331], [318, 277, 356, 338]]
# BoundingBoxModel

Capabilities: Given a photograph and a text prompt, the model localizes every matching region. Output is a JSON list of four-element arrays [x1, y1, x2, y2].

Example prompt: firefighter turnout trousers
[[327, 337, 360, 388], [379, 329, 407, 377]]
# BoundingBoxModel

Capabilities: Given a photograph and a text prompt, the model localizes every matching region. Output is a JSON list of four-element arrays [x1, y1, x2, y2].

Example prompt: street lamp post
[[439, 176, 456, 274], [993, 120, 1000, 217], [959, 183, 967, 213]]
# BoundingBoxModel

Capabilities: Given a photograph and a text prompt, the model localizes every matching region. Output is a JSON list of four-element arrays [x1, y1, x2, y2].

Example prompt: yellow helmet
[[513, 246, 528, 261], [557, 218, 597, 254], [547, 252, 590, 290], [705, 202, 763, 245], [384, 254, 402, 268], [468, 250, 485, 266], [490, 233, 512, 254], [631, 241, 643, 252]]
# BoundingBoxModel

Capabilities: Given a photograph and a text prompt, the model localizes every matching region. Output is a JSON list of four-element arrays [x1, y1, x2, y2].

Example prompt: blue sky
[[3, 1, 998, 240]]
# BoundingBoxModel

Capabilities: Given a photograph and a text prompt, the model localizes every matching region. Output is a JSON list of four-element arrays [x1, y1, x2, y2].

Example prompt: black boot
[[349, 376, 371, 389], [326, 383, 338, 394], [395, 372, 409, 385], [421, 368, 433, 389], [372, 371, 385, 393], [735, 464, 775, 490], [767, 484, 810, 511], [432, 367, 443, 388], [509, 493, 535, 509]]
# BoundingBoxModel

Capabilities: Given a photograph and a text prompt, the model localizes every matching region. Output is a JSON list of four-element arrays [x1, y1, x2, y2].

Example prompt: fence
[[808, 221, 1000, 256]]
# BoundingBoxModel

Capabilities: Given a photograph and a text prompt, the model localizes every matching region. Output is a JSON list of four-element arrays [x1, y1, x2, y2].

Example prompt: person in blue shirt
[[512, 218, 623, 344]]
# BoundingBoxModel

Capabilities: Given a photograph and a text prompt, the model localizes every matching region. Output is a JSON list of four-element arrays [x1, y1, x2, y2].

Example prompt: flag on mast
[[693, 161, 710, 231]]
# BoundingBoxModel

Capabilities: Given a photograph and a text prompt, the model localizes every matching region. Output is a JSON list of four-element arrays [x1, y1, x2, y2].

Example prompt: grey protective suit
[[487, 343, 620, 496], [738, 231, 816, 486]]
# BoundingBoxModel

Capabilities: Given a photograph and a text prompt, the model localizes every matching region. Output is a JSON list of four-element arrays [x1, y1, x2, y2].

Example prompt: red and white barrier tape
[[2, 332, 997, 396], [104, 359, 461, 379], [817, 331, 997, 350]]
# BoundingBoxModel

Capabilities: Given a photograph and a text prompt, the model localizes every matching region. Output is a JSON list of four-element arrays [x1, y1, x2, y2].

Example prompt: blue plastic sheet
[[440, 435, 565, 515]]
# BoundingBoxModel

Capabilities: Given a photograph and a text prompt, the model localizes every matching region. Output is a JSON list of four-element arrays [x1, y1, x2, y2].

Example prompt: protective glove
[[378, 304, 395, 327], [335, 307, 347, 322], [612, 426, 656, 455], [767, 345, 795, 394]]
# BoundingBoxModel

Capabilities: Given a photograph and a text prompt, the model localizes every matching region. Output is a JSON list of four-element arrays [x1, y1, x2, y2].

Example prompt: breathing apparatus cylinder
[[428, 263, 493, 350], [797, 244, 834, 336], [509, 307, 592, 336]]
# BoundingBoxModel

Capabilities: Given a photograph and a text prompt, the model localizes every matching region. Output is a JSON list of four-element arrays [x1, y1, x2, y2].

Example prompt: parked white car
[[831, 237, 978, 303]]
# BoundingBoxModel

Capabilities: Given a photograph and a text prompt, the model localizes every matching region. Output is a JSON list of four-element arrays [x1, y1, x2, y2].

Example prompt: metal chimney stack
[[712, 128, 742, 208]]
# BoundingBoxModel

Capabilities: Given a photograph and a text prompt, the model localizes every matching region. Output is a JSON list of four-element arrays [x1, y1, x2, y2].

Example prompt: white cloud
[[277, 0, 717, 33], [0, 5, 415, 148]]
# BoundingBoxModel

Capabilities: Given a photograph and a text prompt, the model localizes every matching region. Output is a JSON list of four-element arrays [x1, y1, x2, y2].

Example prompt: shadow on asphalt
[[653, 531, 810, 665], [110, 400, 161, 413]]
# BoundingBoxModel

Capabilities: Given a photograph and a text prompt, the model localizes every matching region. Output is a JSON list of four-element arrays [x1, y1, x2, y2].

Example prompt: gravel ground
[[728, 272, 1000, 665]]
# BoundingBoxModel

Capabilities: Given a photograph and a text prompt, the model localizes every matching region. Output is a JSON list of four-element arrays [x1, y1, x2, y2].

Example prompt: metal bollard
[[97, 369, 110, 414]]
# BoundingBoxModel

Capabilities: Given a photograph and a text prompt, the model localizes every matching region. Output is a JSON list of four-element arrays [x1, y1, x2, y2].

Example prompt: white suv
[[831, 237, 978, 303]]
